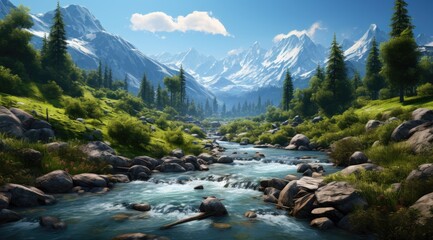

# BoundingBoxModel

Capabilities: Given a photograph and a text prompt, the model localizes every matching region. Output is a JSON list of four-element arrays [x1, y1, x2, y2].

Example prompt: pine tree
[[391, 0, 413, 38], [179, 65, 186, 112], [138, 73, 149, 103], [212, 97, 218, 115], [156, 84, 163, 110], [364, 38, 386, 99], [222, 103, 227, 116], [103, 65, 108, 88], [97, 60, 103, 88], [41, 34, 49, 66], [282, 69, 294, 111], [205, 99, 212, 116], [352, 72, 362, 90], [123, 74, 128, 91], [107, 68, 113, 90]]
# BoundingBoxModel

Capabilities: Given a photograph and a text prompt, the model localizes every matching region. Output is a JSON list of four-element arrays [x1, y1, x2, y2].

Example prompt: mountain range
[[0, 0, 214, 102]]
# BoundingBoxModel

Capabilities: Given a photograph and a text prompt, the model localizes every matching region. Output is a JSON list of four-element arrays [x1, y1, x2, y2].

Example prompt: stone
[[341, 163, 384, 176], [9, 108, 33, 126], [72, 173, 107, 188], [132, 203, 151, 212], [311, 207, 344, 223], [406, 163, 433, 181], [264, 187, 281, 200], [80, 141, 132, 167], [24, 128, 55, 142], [297, 177, 325, 191], [112, 233, 169, 240], [315, 181, 367, 214], [288, 134, 310, 150], [391, 120, 425, 141], [184, 163, 195, 171], [0, 106, 24, 138], [412, 108, 433, 121], [156, 163, 186, 172], [212, 223, 231, 229], [268, 178, 289, 190], [410, 192, 433, 223], [277, 180, 299, 208], [297, 163, 311, 173], [337, 215, 354, 231], [194, 185, 204, 190], [131, 156, 160, 170], [263, 194, 278, 203], [197, 153, 215, 163], [183, 155, 200, 170], [39, 216, 67, 230], [284, 174, 298, 181], [365, 120, 383, 131], [293, 192, 316, 219], [244, 210, 257, 218], [30, 120, 52, 130], [0, 183, 55, 207], [45, 142, 68, 152], [348, 151, 368, 166], [18, 148, 43, 166], [0, 209, 22, 224], [0, 192, 10, 209], [128, 165, 151, 181], [407, 125, 433, 153], [170, 149, 184, 158], [35, 170, 73, 193], [303, 169, 313, 177], [199, 197, 228, 216], [199, 165, 209, 171], [312, 116, 323, 123], [107, 174, 130, 183], [310, 217, 334, 230], [217, 155, 233, 164]]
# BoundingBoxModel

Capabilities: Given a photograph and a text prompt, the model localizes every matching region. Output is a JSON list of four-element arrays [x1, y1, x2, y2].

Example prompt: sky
[[9, 0, 433, 59]]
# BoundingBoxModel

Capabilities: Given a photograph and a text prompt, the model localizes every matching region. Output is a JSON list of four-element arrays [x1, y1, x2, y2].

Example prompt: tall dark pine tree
[[156, 84, 163, 110], [391, 0, 413, 38], [281, 69, 294, 111], [97, 60, 103, 88], [179, 65, 186, 112], [364, 38, 385, 99], [103, 65, 108, 88], [46, 2, 68, 84], [352, 72, 362, 90], [138, 73, 149, 103], [212, 97, 218, 115], [107, 68, 113, 90]]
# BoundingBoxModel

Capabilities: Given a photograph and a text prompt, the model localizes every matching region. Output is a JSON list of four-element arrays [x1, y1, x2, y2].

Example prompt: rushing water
[[0, 142, 361, 240]]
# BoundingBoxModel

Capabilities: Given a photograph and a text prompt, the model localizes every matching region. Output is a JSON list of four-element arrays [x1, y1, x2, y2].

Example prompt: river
[[0, 141, 361, 240]]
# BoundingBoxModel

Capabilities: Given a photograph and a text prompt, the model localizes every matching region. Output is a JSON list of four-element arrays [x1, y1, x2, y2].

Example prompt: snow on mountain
[[1, 1, 213, 101], [416, 34, 433, 46], [0, 0, 14, 19]]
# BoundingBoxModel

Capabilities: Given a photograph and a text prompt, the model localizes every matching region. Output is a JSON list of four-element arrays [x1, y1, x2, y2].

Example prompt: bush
[[329, 137, 364, 166], [0, 66, 22, 95], [259, 133, 272, 144], [417, 83, 433, 97], [115, 95, 144, 115], [65, 98, 87, 119], [165, 128, 185, 145], [271, 132, 289, 146], [64, 97, 103, 119], [41, 80, 63, 100], [336, 110, 360, 130], [379, 88, 392, 100], [156, 116, 169, 130], [108, 117, 151, 148], [190, 126, 206, 138], [82, 97, 103, 119]]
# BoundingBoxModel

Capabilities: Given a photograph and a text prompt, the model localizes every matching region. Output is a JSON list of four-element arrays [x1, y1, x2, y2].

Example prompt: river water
[[0, 142, 361, 240]]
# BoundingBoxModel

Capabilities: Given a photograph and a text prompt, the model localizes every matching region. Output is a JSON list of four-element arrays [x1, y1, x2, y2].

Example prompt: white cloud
[[130, 11, 229, 36], [227, 48, 243, 56], [273, 22, 326, 42]]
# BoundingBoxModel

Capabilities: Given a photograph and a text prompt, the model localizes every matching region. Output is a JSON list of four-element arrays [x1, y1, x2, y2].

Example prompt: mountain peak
[[368, 23, 378, 31]]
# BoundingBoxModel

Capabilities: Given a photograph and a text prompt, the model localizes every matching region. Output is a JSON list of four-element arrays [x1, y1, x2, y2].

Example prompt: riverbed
[[0, 142, 361, 240]]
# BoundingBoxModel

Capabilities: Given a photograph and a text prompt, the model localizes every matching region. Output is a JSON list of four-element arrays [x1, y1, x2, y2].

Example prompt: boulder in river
[[217, 155, 233, 164], [156, 163, 186, 172], [244, 210, 257, 218], [0, 209, 22, 224], [278, 180, 299, 208], [293, 192, 316, 219], [39, 216, 67, 230], [310, 217, 334, 230], [315, 181, 367, 214], [311, 207, 344, 223], [197, 153, 215, 164], [35, 170, 73, 193], [286, 134, 310, 150], [131, 156, 160, 170], [128, 165, 152, 181], [0, 183, 55, 207], [72, 173, 107, 188], [170, 149, 184, 159], [132, 203, 151, 212]]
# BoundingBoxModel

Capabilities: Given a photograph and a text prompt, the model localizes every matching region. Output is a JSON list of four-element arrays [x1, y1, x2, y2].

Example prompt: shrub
[[165, 128, 185, 145], [329, 137, 364, 166], [64, 97, 103, 119], [417, 82, 433, 97], [190, 126, 206, 138], [82, 97, 103, 119], [156, 116, 169, 130], [108, 117, 151, 148], [336, 110, 360, 130], [271, 132, 289, 146], [41, 80, 63, 100], [0, 66, 22, 94], [65, 98, 87, 119], [379, 88, 392, 100], [259, 133, 272, 144], [115, 95, 144, 115]]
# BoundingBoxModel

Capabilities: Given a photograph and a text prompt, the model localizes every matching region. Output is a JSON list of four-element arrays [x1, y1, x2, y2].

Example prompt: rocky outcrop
[[0, 183, 55, 207], [365, 120, 383, 131], [406, 164, 433, 181], [407, 123, 433, 153], [341, 163, 383, 176], [0, 106, 24, 138], [348, 151, 368, 165], [410, 192, 433, 223], [35, 170, 73, 193], [310, 217, 334, 230], [391, 120, 425, 141], [286, 134, 310, 150], [80, 141, 132, 167], [315, 181, 367, 214], [277, 180, 299, 207], [412, 108, 433, 121]]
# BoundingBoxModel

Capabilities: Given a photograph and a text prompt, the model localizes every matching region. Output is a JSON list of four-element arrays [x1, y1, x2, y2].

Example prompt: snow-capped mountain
[[1, 0, 213, 101], [416, 34, 433, 47]]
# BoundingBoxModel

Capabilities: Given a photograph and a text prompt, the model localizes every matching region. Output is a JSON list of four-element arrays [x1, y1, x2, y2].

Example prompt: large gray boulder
[[0, 193, 10, 209], [217, 155, 233, 164], [286, 134, 310, 150], [35, 170, 73, 193], [412, 108, 433, 121], [315, 181, 367, 214], [9, 107, 33, 126], [199, 197, 228, 216], [0, 209, 22, 224], [406, 164, 433, 181], [267, 178, 289, 190], [410, 192, 433, 223], [0, 183, 55, 207], [131, 156, 161, 170], [0, 106, 24, 138], [341, 163, 384, 176], [80, 141, 131, 167], [407, 125, 433, 153], [293, 192, 316, 219], [24, 128, 55, 142], [277, 180, 299, 207], [297, 177, 325, 191], [128, 165, 151, 181], [391, 120, 425, 141], [365, 120, 383, 131], [310, 217, 334, 230], [72, 173, 107, 188], [170, 149, 184, 159], [348, 151, 368, 165], [198, 153, 215, 163], [155, 163, 186, 172], [183, 155, 201, 170], [30, 120, 52, 130]]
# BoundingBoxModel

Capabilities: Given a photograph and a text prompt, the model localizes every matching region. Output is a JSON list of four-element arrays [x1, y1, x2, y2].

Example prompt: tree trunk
[[399, 86, 404, 103], [160, 212, 214, 230]]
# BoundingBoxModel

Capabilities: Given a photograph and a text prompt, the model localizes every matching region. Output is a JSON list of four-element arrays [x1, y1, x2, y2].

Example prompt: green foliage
[[190, 126, 206, 138], [138, 73, 154, 105], [165, 128, 185, 145], [259, 133, 272, 144], [364, 38, 386, 100], [115, 95, 144, 115], [417, 83, 433, 97], [271, 132, 289, 146], [108, 117, 151, 148], [282, 69, 294, 111], [379, 88, 393, 100], [64, 98, 87, 119], [0, 66, 22, 94], [156, 115, 169, 130], [418, 56, 433, 84], [41, 80, 63, 99], [330, 137, 364, 166], [64, 97, 103, 119], [390, 0, 413, 38], [335, 109, 360, 129], [265, 106, 290, 122]]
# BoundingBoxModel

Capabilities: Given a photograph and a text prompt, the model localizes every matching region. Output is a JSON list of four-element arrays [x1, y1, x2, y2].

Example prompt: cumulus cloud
[[273, 22, 325, 42], [227, 48, 243, 56], [130, 11, 229, 36]]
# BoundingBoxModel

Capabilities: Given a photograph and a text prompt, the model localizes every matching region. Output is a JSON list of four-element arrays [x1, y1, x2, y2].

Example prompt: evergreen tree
[[163, 76, 180, 108], [364, 38, 386, 99], [103, 65, 108, 88], [222, 103, 227, 116], [179, 66, 186, 112], [123, 74, 128, 91], [257, 96, 262, 114], [97, 60, 103, 88], [41, 34, 49, 66], [205, 99, 212, 116], [212, 97, 218, 115], [138, 73, 149, 103], [107, 68, 113, 90], [391, 0, 413, 38], [156, 84, 163, 110], [281, 69, 294, 111], [352, 72, 362, 90]]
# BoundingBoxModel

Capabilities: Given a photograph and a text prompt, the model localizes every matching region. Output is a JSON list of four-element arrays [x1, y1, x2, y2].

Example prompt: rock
[[24, 128, 55, 142], [297, 163, 311, 173], [303, 169, 313, 177], [35, 170, 73, 193], [391, 120, 425, 141], [407, 124, 433, 153], [9, 108, 33, 126], [268, 178, 289, 190], [89, 187, 110, 194], [293, 192, 316, 219], [315, 181, 367, 214], [132, 203, 151, 212], [337, 215, 354, 231], [183, 155, 200, 170], [293, 115, 303, 124], [244, 211, 257, 218], [311, 207, 344, 223], [184, 163, 195, 171], [217, 155, 233, 164], [278, 181, 299, 208], [412, 108, 433, 121], [288, 134, 310, 150], [312, 172, 323, 178], [0, 209, 22, 224], [198, 153, 215, 163], [297, 177, 325, 191], [199, 165, 209, 171], [156, 163, 186, 172], [410, 192, 433, 223], [107, 174, 130, 183], [259, 179, 269, 188], [263, 194, 278, 203], [18, 148, 43, 166], [128, 165, 151, 181], [0, 193, 10, 209], [365, 120, 383, 131], [312, 116, 323, 123], [194, 185, 204, 190], [406, 163, 433, 181], [341, 163, 384, 176], [298, 146, 310, 151], [264, 187, 281, 200], [284, 174, 298, 181], [212, 223, 231, 229], [45, 142, 68, 152], [80, 141, 132, 167], [39, 216, 67, 230], [131, 156, 160, 170], [253, 152, 265, 159], [310, 217, 334, 230], [112, 233, 169, 240], [348, 151, 369, 166], [30, 120, 52, 130], [199, 197, 228, 216], [170, 149, 184, 158], [309, 164, 324, 173], [0, 106, 24, 138], [76, 118, 84, 123], [72, 173, 107, 188], [0, 183, 55, 207]]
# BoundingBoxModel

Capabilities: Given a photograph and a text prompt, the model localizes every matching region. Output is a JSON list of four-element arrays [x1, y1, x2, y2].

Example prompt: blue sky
[[10, 0, 433, 58]]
